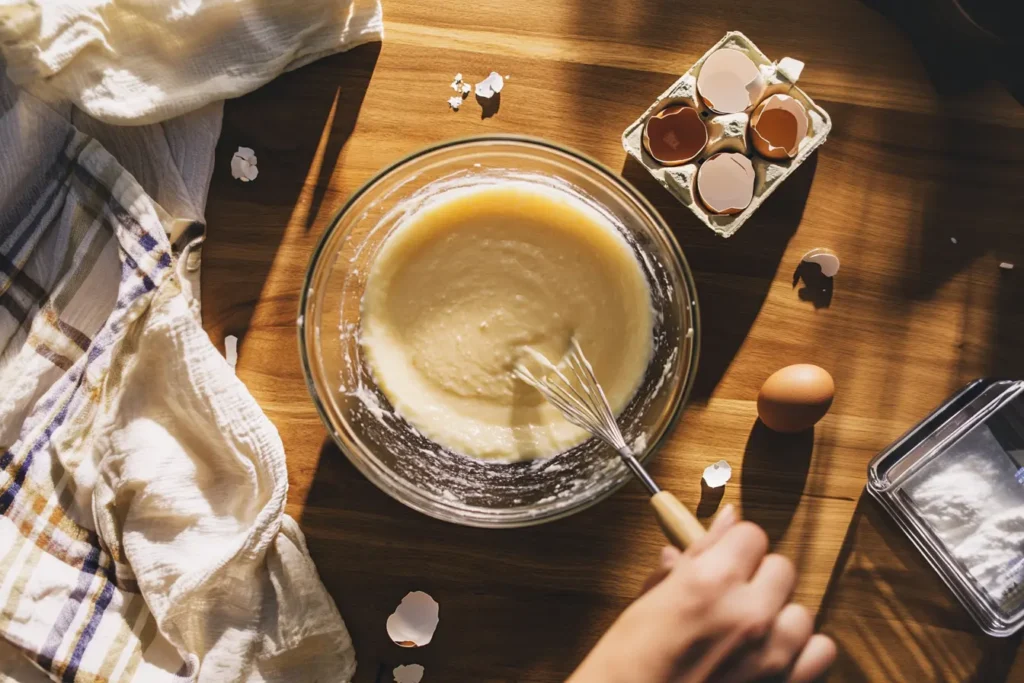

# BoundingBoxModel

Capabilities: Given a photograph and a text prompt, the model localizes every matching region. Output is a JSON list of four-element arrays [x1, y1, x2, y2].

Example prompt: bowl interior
[[300, 136, 699, 527]]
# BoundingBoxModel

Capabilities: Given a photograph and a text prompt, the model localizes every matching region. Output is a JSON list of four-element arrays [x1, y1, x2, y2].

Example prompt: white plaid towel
[[0, 78, 358, 683], [0, 0, 383, 680]]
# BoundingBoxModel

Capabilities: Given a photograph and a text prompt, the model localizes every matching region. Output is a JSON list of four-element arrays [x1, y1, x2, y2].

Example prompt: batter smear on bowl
[[360, 181, 653, 461]]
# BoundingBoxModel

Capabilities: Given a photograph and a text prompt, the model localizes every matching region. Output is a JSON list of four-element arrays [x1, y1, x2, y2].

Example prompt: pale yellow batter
[[360, 181, 653, 461]]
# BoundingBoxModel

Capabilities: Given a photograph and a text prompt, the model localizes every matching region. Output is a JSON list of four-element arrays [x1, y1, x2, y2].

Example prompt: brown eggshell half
[[642, 105, 708, 166], [696, 48, 766, 114], [757, 364, 834, 433], [695, 152, 755, 215], [750, 94, 810, 160]]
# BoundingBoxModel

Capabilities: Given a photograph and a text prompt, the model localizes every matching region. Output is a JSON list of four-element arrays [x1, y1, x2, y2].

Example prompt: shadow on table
[[793, 261, 833, 309], [817, 494, 1022, 682], [621, 153, 817, 402], [860, 0, 1022, 103], [856, 0, 1024, 383], [884, 94, 1024, 384], [739, 421, 813, 546], [299, 437, 644, 683], [696, 478, 725, 520], [920, 111, 1024, 382], [202, 42, 380, 342]]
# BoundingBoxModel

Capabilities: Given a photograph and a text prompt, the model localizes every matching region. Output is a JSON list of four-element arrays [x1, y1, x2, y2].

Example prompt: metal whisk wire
[[512, 339, 661, 495]]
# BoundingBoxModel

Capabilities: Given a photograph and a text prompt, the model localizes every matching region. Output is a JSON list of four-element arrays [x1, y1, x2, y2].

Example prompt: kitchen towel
[[0, 0, 384, 125], [0, 0, 384, 680]]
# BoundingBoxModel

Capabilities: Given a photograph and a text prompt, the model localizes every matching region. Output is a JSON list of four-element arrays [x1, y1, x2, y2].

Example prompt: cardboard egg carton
[[622, 32, 831, 238]]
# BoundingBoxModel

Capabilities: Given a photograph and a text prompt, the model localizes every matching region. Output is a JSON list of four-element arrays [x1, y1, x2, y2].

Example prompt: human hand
[[568, 505, 836, 683]]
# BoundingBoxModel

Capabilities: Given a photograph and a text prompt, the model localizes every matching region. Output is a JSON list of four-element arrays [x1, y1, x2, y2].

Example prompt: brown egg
[[750, 94, 810, 160], [757, 364, 834, 433], [696, 48, 766, 114], [643, 105, 708, 166], [695, 152, 755, 215]]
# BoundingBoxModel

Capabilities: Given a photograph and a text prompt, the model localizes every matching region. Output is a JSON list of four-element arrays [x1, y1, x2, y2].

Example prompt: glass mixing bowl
[[298, 136, 700, 527]]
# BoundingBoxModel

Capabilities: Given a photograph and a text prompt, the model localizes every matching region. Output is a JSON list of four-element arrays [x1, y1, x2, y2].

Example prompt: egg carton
[[622, 31, 831, 238]]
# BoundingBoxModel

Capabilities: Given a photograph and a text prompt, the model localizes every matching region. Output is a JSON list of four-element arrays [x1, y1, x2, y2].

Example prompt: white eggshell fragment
[[703, 460, 732, 488], [394, 664, 425, 683], [387, 592, 439, 647], [475, 71, 505, 98], [225, 335, 238, 372], [776, 57, 805, 83], [696, 153, 755, 215], [751, 94, 810, 159], [802, 248, 840, 277], [230, 146, 258, 182], [697, 48, 765, 114]]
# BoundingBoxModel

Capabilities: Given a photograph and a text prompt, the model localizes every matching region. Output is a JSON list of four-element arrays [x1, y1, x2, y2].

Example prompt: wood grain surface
[[200, 1, 1024, 680]]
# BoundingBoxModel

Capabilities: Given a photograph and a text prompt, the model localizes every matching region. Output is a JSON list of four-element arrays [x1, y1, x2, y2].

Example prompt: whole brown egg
[[757, 364, 834, 433]]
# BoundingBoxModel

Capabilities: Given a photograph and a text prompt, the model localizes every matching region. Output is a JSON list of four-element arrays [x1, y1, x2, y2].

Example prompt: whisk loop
[[513, 338, 661, 495]]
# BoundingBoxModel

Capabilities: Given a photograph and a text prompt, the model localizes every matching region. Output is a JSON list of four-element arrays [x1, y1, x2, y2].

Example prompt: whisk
[[514, 339, 706, 549]]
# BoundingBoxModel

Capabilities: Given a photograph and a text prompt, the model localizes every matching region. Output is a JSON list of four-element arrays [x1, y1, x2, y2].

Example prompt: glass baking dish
[[867, 378, 1024, 637]]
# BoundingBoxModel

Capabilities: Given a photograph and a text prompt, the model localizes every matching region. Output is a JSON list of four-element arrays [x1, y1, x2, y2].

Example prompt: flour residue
[[905, 425, 1024, 610]]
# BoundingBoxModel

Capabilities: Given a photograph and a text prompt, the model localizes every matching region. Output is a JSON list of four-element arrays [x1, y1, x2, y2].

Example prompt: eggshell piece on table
[[393, 664, 425, 683], [643, 105, 708, 166], [696, 153, 755, 215], [475, 71, 504, 98], [697, 48, 765, 114], [702, 460, 732, 488], [757, 364, 834, 433], [751, 94, 810, 160], [801, 248, 840, 277], [387, 591, 439, 647]]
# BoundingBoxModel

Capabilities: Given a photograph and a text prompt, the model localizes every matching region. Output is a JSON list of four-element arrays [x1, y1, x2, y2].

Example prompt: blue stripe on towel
[[62, 578, 116, 682]]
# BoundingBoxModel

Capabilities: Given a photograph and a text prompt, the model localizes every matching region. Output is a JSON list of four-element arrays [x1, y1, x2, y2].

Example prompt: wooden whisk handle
[[650, 491, 706, 549]]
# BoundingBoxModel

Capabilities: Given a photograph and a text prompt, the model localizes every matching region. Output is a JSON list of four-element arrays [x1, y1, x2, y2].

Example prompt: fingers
[[644, 504, 738, 595], [690, 520, 769, 585], [716, 603, 814, 683], [788, 634, 837, 683], [748, 553, 797, 615], [641, 545, 682, 594], [686, 503, 738, 557]]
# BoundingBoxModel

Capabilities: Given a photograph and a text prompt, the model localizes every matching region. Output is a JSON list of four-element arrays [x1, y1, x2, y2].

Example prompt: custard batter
[[360, 182, 653, 461]]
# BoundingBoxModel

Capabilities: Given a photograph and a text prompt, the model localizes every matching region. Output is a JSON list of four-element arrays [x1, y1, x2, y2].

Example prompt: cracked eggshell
[[751, 94, 810, 160], [702, 460, 732, 488], [697, 48, 765, 114], [696, 153, 755, 215], [231, 146, 258, 182], [394, 664, 425, 683], [387, 592, 439, 647], [225, 335, 238, 371], [801, 248, 840, 277], [475, 71, 504, 98], [643, 104, 708, 166], [776, 57, 805, 83]]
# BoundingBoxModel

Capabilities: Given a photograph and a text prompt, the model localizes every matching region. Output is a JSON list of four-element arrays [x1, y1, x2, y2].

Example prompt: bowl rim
[[297, 133, 701, 528]]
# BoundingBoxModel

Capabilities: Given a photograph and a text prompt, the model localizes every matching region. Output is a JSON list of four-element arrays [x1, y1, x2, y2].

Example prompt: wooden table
[[201, 1, 1024, 680]]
